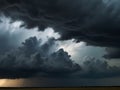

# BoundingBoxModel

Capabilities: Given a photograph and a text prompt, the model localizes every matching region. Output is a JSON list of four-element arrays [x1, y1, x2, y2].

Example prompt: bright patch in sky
[[58, 39, 106, 64], [10, 21, 23, 33], [0, 16, 60, 46], [58, 39, 85, 56]]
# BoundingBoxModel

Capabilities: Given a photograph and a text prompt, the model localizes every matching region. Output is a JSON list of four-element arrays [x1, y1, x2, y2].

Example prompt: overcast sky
[[0, 0, 120, 87]]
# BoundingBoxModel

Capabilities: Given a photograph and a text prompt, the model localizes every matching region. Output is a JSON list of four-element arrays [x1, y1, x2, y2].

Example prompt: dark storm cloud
[[0, 0, 119, 47], [1, 0, 120, 59], [77, 57, 120, 78], [0, 36, 120, 79], [0, 0, 120, 79], [0, 37, 81, 79], [103, 48, 120, 59]]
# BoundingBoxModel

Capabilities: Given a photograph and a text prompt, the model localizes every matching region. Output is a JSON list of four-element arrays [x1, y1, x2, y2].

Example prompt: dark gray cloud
[[0, 0, 119, 47], [77, 57, 120, 78], [1, 37, 120, 79], [0, 0, 120, 80], [1, 0, 120, 60], [103, 48, 120, 59], [0, 37, 81, 79]]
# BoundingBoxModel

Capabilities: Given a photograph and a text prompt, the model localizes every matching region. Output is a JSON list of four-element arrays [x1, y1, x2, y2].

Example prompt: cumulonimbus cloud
[[0, 36, 120, 79], [0, 0, 120, 79], [0, 37, 81, 79]]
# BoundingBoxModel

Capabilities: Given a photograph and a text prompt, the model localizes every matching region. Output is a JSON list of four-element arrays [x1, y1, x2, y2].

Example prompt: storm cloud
[[0, 37, 81, 79], [0, 0, 120, 60], [0, 35, 120, 79], [79, 57, 120, 78], [103, 48, 120, 59], [0, 0, 119, 47], [0, 0, 120, 81]]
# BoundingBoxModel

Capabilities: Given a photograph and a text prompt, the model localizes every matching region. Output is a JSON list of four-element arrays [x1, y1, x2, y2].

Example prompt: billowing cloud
[[0, 0, 119, 47], [1, 0, 120, 60], [0, 37, 81, 79], [0, 0, 120, 80], [0, 34, 119, 79], [0, 16, 60, 53], [76, 57, 120, 78], [0, 36, 120, 79]]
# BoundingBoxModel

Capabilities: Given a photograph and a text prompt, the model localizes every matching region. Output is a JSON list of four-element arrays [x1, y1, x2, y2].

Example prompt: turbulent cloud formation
[[0, 0, 120, 60], [0, 34, 119, 79], [0, 0, 119, 47], [0, 35, 119, 79], [0, 16, 60, 53], [0, 0, 120, 80], [0, 37, 81, 79]]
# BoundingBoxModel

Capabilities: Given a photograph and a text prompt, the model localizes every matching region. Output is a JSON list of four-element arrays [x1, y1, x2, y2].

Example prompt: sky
[[0, 0, 120, 87]]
